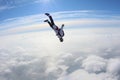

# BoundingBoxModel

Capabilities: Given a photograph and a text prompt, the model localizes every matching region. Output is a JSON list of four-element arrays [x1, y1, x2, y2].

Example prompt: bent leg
[[49, 15, 55, 25], [45, 13, 55, 29], [47, 21, 54, 29]]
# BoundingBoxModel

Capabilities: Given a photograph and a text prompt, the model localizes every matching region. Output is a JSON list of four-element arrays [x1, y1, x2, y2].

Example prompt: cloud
[[0, 10, 120, 80], [0, 0, 18, 11], [35, 0, 54, 3], [0, 47, 67, 80], [0, 6, 13, 11], [107, 58, 120, 76], [0, 28, 120, 80], [57, 54, 120, 80], [0, 0, 33, 12], [1, 47, 119, 80], [82, 55, 107, 73], [0, 10, 120, 36], [57, 69, 119, 80], [58, 69, 101, 80], [1, 14, 44, 29], [0, 0, 55, 11]]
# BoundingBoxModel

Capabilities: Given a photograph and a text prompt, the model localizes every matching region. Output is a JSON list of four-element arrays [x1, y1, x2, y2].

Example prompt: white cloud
[[0, 29, 120, 80], [107, 58, 120, 76], [0, 10, 120, 80], [82, 55, 107, 73], [57, 69, 119, 80], [58, 69, 101, 80], [57, 56, 120, 80]]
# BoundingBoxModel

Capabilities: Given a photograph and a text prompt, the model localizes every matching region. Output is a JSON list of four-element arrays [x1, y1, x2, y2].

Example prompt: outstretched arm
[[61, 24, 64, 29]]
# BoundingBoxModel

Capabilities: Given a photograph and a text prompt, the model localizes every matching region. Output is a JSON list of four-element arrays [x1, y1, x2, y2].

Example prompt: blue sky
[[0, 0, 120, 21], [0, 0, 120, 36]]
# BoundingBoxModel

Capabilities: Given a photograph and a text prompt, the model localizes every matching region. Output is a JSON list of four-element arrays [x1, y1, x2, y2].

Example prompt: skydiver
[[44, 13, 65, 42]]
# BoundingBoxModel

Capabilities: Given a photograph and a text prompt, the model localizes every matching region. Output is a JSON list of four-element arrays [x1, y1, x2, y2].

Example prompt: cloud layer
[[0, 27, 120, 80], [0, 9, 120, 80]]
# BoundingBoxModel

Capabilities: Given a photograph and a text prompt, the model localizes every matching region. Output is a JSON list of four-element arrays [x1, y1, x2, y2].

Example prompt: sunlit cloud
[[0, 27, 120, 80]]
